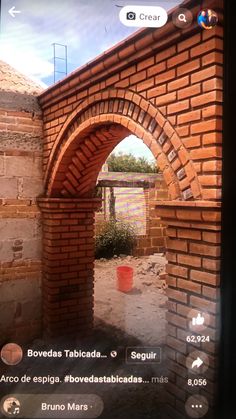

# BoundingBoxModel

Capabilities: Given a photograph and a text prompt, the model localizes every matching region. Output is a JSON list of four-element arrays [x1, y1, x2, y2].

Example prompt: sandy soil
[[94, 254, 168, 346]]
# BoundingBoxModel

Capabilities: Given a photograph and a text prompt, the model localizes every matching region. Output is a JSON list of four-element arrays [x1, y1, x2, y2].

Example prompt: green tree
[[107, 153, 158, 173]]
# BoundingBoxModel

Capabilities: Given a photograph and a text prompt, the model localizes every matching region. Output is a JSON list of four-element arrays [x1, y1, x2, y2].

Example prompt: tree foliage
[[107, 153, 158, 173]]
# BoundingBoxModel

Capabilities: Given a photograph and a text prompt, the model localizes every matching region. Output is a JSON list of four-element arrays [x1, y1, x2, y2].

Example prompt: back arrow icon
[[9, 6, 21, 18]]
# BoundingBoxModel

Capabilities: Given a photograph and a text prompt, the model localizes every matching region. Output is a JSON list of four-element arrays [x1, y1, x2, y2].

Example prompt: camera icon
[[126, 11, 136, 20]]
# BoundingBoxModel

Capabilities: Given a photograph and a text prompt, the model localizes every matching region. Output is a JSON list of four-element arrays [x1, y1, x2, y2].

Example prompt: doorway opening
[[93, 135, 169, 347]]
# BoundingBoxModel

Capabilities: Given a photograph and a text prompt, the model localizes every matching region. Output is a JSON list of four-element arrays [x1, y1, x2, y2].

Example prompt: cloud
[[0, 39, 54, 82], [1, 0, 182, 87]]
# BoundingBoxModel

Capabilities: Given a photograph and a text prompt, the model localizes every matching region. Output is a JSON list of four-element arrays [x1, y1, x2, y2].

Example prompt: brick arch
[[45, 89, 202, 201]]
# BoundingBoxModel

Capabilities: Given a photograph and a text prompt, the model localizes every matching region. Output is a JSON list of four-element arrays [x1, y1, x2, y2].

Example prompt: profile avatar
[[0, 343, 23, 366], [197, 9, 218, 29], [2, 398, 20, 416], [197, 9, 218, 30]]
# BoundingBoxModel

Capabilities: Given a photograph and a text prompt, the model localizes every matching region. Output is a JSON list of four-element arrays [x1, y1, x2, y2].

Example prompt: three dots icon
[[185, 395, 209, 417]]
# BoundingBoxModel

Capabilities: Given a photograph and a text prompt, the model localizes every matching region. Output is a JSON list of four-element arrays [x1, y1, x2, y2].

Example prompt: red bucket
[[116, 266, 133, 292]]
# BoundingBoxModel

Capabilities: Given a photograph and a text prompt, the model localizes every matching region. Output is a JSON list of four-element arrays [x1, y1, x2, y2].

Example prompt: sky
[[0, 0, 182, 160]]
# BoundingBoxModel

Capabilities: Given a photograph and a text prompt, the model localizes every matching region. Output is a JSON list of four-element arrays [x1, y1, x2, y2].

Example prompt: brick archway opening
[[38, 92, 200, 338]]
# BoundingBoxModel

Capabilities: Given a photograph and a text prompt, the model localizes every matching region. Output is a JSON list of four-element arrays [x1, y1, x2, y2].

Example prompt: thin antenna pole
[[65, 45, 68, 76], [53, 43, 56, 83], [52, 43, 68, 84]]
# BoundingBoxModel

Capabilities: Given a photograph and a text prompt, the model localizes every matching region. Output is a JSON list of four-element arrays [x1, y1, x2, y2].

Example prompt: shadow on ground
[[1, 322, 168, 419]]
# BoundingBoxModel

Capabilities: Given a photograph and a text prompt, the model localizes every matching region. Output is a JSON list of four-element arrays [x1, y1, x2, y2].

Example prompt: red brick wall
[[158, 201, 221, 417], [36, 0, 223, 416]]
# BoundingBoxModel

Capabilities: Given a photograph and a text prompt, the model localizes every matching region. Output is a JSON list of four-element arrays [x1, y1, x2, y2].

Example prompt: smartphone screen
[[0, 1, 225, 418]]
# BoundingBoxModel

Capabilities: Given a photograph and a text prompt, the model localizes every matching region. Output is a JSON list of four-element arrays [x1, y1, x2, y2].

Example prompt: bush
[[95, 220, 137, 259]]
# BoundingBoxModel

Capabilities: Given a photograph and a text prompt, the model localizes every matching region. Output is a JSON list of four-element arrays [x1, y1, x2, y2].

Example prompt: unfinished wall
[[135, 177, 168, 255], [95, 178, 168, 256], [95, 172, 167, 250], [95, 186, 147, 233], [0, 62, 43, 343]]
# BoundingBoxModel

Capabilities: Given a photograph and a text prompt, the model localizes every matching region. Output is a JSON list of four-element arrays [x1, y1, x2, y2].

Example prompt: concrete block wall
[[95, 186, 148, 235], [134, 179, 168, 255], [109, 186, 147, 234], [0, 86, 44, 344]]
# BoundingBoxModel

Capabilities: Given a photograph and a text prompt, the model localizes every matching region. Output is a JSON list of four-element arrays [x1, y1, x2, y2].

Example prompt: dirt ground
[[94, 254, 168, 346], [2, 254, 169, 419]]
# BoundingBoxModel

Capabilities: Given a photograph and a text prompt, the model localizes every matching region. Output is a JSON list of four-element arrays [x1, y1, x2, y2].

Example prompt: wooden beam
[[97, 179, 154, 188]]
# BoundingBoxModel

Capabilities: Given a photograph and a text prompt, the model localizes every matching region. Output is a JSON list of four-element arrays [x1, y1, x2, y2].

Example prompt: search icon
[[178, 13, 187, 23], [172, 8, 193, 28]]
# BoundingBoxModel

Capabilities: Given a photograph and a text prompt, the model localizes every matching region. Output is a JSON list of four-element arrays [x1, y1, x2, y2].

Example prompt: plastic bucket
[[116, 266, 133, 292]]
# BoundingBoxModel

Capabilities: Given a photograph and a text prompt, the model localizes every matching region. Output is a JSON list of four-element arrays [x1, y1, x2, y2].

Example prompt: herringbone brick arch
[[37, 0, 223, 416], [44, 90, 201, 200]]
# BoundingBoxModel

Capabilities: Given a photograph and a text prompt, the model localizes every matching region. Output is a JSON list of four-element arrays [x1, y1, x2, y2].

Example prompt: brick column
[[37, 197, 102, 337], [157, 201, 221, 418]]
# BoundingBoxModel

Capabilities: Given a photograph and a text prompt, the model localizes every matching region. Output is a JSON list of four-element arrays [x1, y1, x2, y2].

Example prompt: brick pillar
[[37, 197, 101, 337], [157, 201, 221, 418]]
